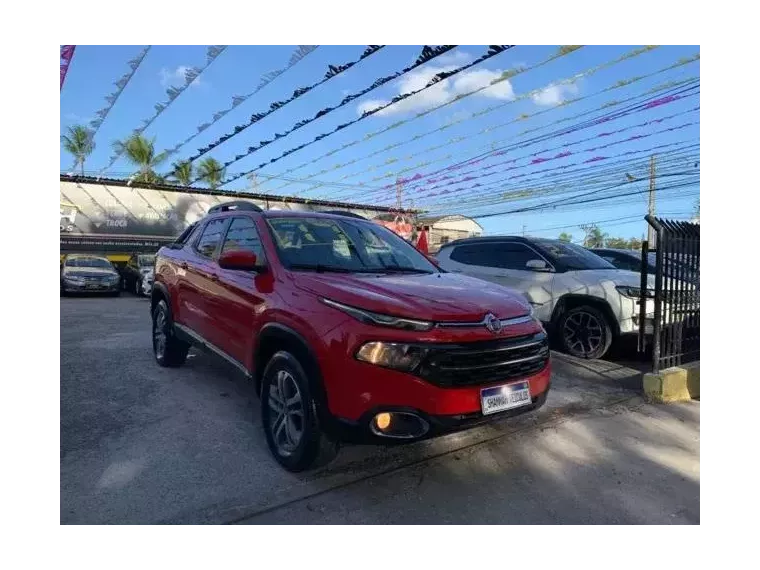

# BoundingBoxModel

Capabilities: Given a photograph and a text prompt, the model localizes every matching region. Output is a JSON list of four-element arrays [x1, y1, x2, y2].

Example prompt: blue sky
[[60, 45, 700, 240]]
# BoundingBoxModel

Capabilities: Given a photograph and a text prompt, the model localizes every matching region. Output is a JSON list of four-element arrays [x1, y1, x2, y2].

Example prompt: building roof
[[60, 174, 416, 215], [418, 214, 483, 227]]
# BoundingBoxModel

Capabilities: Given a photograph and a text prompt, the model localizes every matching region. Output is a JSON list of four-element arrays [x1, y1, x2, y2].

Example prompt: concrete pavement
[[61, 296, 699, 524]]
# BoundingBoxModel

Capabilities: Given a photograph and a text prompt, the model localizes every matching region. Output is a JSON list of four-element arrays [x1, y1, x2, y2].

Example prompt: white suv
[[435, 236, 654, 359]]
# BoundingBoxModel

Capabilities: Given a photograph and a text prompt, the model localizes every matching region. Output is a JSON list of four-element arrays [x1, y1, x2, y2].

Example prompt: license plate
[[85, 283, 103, 289], [481, 381, 532, 415]]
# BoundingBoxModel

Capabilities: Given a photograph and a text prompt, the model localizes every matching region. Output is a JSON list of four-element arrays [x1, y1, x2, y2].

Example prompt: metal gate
[[638, 216, 700, 372]]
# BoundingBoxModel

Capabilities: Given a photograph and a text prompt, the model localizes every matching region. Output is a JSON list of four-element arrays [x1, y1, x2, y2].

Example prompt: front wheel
[[152, 299, 189, 367], [557, 305, 613, 360], [261, 351, 338, 472]]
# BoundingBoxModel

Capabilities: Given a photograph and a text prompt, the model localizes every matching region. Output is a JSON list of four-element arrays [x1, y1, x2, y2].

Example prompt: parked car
[[120, 253, 155, 296], [60, 254, 121, 296], [591, 247, 699, 285], [435, 237, 655, 360], [151, 202, 551, 472]]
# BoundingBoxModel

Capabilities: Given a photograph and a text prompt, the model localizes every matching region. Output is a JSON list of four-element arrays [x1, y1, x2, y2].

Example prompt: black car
[[120, 253, 155, 296], [591, 247, 698, 284]]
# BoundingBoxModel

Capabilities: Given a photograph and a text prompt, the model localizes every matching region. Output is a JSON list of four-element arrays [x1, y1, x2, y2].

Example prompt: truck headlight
[[64, 276, 84, 284], [356, 342, 429, 372], [321, 298, 434, 331], [616, 286, 654, 299]]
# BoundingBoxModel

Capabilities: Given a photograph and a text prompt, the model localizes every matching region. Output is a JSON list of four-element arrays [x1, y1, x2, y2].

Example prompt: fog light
[[370, 411, 429, 439], [375, 412, 391, 430]]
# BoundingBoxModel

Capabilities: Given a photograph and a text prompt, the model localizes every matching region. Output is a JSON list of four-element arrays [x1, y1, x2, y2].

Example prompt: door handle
[[210, 273, 219, 281], [180, 262, 188, 269]]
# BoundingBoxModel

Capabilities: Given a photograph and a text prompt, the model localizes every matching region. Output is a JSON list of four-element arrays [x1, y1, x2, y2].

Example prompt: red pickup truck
[[151, 202, 551, 471]]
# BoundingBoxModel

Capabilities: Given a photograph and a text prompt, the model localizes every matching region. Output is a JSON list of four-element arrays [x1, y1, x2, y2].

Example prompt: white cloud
[[355, 57, 515, 117], [159, 65, 203, 88], [531, 82, 579, 106]]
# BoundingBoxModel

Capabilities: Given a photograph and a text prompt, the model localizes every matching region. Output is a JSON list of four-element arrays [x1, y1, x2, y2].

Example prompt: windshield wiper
[[288, 263, 354, 273]]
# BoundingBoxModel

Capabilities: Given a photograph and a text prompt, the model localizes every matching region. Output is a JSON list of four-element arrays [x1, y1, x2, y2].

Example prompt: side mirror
[[526, 259, 550, 271], [218, 250, 261, 271]]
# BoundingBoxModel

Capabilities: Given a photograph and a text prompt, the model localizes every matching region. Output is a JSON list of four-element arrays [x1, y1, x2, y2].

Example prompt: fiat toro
[[151, 202, 551, 471]]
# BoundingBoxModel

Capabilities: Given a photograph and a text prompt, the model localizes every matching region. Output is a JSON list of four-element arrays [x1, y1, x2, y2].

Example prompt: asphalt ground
[[60, 295, 699, 524]]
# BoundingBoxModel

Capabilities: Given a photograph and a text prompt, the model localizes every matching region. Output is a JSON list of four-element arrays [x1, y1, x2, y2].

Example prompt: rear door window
[[451, 242, 539, 270], [221, 217, 265, 261], [194, 219, 228, 258]]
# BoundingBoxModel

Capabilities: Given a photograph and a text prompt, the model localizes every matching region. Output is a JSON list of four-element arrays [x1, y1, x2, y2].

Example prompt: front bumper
[[329, 384, 550, 444], [62, 281, 120, 293]]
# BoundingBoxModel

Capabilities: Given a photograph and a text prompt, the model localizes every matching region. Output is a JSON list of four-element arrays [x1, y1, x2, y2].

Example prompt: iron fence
[[638, 216, 700, 372]]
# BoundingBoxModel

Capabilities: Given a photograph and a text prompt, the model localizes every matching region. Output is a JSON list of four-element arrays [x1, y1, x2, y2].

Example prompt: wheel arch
[[253, 324, 330, 420], [150, 282, 171, 316]]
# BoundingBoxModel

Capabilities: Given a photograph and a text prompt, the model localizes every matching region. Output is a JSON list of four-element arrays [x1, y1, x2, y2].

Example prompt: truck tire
[[260, 351, 339, 472], [557, 304, 613, 360], [152, 299, 189, 367]]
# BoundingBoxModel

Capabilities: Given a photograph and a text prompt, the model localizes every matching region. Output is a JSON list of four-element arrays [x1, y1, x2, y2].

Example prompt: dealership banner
[[60, 180, 403, 253]]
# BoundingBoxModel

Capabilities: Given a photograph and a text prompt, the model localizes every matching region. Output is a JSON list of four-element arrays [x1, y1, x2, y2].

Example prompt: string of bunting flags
[[334, 58, 699, 199], [428, 144, 701, 215], [183, 45, 391, 168], [284, 45, 666, 198], [262, 44, 591, 194], [415, 103, 699, 201], [390, 83, 700, 201], [415, 114, 700, 208], [159, 45, 320, 160], [88, 46, 151, 136], [339, 67, 698, 204], [423, 144, 700, 216], [98, 45, 228, 175], [332, 78, 698, 206], [188, 45, 458, 183], [220, 45, 518, 188], [328, 53, 699, 202]]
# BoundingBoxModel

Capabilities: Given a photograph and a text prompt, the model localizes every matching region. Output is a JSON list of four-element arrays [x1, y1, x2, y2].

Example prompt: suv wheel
[[152, 299, 189, 367], [558, 305, 612, 360], [261, 351, 338, 472]]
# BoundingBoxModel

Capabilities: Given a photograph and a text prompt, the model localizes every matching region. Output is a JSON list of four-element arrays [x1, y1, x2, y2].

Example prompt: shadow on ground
[[61, 297, 698, 524]]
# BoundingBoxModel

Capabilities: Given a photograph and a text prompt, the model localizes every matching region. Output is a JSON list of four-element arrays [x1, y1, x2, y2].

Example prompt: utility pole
[[395, 178, 403, 211], [647, 155, 656, 247]]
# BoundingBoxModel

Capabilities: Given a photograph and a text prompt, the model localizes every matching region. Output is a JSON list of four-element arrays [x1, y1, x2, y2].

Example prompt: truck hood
[[292, 271, 532, 322]]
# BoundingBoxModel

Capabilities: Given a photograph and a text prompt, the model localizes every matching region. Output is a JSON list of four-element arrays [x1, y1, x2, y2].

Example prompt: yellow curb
[[643, 361, 699, 403]]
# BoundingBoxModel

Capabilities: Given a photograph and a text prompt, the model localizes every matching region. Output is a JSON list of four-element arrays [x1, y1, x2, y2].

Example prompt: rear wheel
[[557, 305, 613, 360], [152, 299, 189, 367], [261, 351, 338, 472]]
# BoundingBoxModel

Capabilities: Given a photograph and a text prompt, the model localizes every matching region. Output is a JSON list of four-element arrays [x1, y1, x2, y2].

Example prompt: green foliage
[[580, 224, 608, 248], [113, 134, 167, 184], [197, 157, 225, 189], [170, 160, 194, 186], [61, 125, 96, 175], [558, 232, 572, 243]]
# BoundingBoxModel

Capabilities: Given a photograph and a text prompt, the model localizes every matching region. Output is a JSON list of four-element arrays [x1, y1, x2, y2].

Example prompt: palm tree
[[170, 160, 194, 186], [61, 125, 95, 176], [197, 157, 225, 190], [112, 133, 167, 184]]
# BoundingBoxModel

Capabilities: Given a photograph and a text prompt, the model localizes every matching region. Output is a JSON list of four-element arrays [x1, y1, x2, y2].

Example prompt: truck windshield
[[138, 255, 155, 267], [533, 239, 616, 271], [267, 217, 437, 274]]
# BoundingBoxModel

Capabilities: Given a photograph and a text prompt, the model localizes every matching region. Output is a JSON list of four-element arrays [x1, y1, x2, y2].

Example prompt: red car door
[[181, 217, 230, 340], [211, 215, 270, 368]]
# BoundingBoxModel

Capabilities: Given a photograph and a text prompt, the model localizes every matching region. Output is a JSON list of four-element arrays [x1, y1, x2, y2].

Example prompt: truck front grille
[[417, 332, 550, 388]]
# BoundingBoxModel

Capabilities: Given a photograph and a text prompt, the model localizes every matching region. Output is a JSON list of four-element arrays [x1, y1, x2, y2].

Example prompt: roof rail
[[208, 201, 263, 214], [320, 210, 367, 220]]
